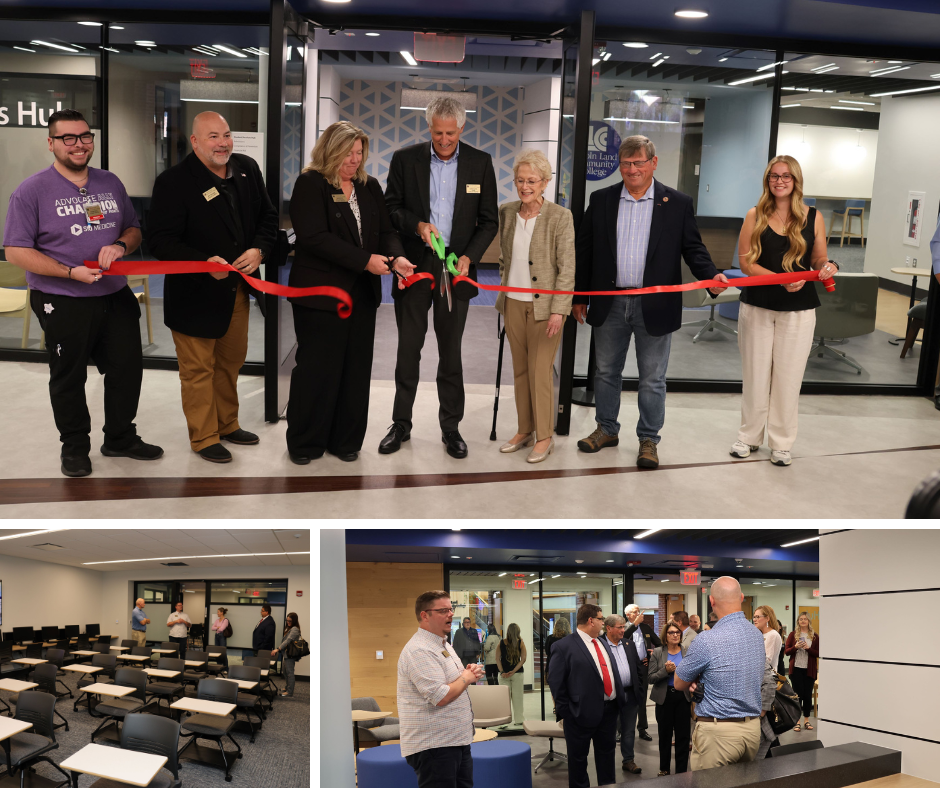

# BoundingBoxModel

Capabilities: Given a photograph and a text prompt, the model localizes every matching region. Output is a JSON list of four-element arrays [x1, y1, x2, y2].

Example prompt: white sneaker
[[730, 440, 758, 458], [770, 450, 792, 466]]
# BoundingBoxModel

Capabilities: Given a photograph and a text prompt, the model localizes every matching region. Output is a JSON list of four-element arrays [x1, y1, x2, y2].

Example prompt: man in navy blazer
[[573, 134, 728, 470], [601, 614, 646, 775], [548, 604, 626, 788]]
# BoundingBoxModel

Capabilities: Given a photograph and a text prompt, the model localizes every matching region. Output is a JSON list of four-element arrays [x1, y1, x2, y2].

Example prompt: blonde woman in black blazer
[[286, 121, 414, 465]]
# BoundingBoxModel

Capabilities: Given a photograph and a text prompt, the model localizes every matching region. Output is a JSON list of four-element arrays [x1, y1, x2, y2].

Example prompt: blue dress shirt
[[430, 143, 459, 248], [604, 637, 632, 688], [616, 181, 655, 287]]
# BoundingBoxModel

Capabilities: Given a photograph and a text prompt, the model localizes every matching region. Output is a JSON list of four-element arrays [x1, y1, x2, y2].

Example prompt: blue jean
[[214, 634, 227, 647], [619, 693, 639, 763], [593, 295, 671, 442]]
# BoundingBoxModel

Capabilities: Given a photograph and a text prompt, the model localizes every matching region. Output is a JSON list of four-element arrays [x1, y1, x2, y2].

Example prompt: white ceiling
[[0, 528, 310, 571]]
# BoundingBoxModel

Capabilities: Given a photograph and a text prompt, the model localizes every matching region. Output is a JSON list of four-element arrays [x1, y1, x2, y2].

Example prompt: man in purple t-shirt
[[4, 108, 163, 478]]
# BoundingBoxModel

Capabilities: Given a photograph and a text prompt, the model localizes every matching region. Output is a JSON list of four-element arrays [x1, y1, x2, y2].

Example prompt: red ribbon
[[402, 269, 835, 296], [84, 259, 354, 318]]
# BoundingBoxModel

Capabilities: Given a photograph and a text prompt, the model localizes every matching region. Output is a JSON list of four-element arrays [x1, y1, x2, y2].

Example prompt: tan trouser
[[497, 671, 525, 723], [503, 298, 564, 441], [131, 630, 147, 647], [172, 284, 250, 451], [691, 717, 760, 770], [738, 303, 816, 452]]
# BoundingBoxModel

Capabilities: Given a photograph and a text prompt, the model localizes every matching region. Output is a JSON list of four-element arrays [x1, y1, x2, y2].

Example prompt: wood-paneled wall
[[347, 562, 444, 717]]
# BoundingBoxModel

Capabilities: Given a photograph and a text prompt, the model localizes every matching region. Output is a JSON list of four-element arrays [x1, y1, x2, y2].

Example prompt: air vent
[[509, 555, 564, 563], [161, 562, 189, 566], [31, 543, 65, 551]]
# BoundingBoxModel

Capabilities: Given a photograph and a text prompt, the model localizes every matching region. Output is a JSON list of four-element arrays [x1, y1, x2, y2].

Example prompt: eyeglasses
[[425, 607, 455, 615], [593, 616, 605, 623], [667, 629, 681, 636], [515, 178, 544, 187], [51, 132, 95, 146], [753, 614, 767, 619], [768, 173, 793, 183], [620, 159, 651, 170]]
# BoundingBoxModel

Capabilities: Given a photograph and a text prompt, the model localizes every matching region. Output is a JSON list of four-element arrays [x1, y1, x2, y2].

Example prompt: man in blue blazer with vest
[[548, 604, 627, 788], [573, 135, 728, 469]]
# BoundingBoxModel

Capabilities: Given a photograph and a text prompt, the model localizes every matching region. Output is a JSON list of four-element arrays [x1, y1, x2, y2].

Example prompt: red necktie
[[592, 639, 613, 697]]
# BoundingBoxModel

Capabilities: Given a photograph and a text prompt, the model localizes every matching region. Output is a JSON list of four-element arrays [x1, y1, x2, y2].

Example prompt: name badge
[[203, 187, 220, 202], [441, 650, 450, 657], [466, 184, 481, 194], [83, 203, 104, 224], [332, 193, 349, 203]]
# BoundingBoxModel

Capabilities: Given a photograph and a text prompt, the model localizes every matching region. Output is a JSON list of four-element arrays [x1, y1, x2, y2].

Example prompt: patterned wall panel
[[558, 115, 574, 209], [337, 80, 523, 205], [283, 105, 302, 200]]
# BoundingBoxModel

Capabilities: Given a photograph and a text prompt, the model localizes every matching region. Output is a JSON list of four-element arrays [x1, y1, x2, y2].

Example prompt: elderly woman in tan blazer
[[496, 150, 575, 463]]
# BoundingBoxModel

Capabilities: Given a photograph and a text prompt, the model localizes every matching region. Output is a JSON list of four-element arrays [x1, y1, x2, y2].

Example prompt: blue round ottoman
[[357, 745, 416, 788], [471, 740, 532, 788]]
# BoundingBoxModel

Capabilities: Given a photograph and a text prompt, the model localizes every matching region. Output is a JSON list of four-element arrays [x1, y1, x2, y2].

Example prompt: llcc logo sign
[[586, 121, 622, 181]]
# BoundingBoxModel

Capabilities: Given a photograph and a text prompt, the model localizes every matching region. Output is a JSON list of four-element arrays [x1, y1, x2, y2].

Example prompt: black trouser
[[563, 700, 619, 788], [392, 248, 469, 432], [790, 667, 814, 718], [655, 689, 691, 774], [286, 276, 376, 457], [169, 635, 188, 653], [405, 744, 473, 788], [30, 287, 143, 457], [636, 669, 649, 731], [484, 664, 499, 685]]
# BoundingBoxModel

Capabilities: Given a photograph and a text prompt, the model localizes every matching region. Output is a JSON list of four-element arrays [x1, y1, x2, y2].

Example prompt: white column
[[521, 77, 562, 202], [303, 42, 319, 159], [258, 46, 269, 137], [318, 65, 341, 132], [320, 530, 354, 786]]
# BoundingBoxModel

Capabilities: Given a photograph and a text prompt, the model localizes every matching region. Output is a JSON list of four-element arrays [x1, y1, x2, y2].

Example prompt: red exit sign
[[512, 579, 526, 590], [680, 570, 701, 586], [813, 589, 820, 597]]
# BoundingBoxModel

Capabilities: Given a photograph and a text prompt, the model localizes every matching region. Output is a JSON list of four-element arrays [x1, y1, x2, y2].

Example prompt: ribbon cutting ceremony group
[[4, 97, 841, 478]]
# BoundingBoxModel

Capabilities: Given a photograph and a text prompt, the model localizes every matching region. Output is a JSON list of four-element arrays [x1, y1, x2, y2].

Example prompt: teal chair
[[827, 200, 866, 247]]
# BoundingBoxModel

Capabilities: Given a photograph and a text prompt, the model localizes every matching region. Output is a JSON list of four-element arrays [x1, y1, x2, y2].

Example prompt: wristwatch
[[113, 240, 127, 252], [256, 248, 265, 261]]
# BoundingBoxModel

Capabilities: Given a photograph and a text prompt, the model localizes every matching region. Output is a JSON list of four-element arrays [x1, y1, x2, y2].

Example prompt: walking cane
[[490, 314, 506, 441]]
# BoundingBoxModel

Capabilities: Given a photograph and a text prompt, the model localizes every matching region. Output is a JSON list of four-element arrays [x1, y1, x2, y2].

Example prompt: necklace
[[519, 200, 542, 220], [775, 207, 790, 231]]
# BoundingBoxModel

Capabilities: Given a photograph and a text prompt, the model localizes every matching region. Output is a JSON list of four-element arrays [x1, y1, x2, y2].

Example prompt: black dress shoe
[[378, 423, 410, 454], [197, 444, 233, 463], [61, 455, 92, 478], [289, 453, 311, 466], [220, 429, 260, 445], [101, 439, 164, 461], [442, 430, 468, 459], [639, 730, 653, 741], [335, 452, 359, 462]]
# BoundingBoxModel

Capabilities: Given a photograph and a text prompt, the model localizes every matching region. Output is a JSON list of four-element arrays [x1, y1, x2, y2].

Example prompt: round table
[[352, 710, 390, 753], [889, 267, 927, 345]]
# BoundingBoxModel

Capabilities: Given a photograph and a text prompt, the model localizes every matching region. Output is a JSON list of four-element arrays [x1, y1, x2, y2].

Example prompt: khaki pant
[[738, 303, 816, 452], [172, 284, 250, 451], [503, 298, 564, 441], [691, 717, 760, 770], [131, 630, 147, 647], [497, 671, 525, 724]]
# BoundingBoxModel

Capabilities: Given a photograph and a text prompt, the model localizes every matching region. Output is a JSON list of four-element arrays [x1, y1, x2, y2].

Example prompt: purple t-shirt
[[3, 165, 139, 297]]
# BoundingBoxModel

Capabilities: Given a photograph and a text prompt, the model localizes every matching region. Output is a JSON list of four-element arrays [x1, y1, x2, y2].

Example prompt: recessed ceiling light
[[780, 535, 822, 547], [83, 551, 310, 565], [529, 573, 535, 577], [871, 84, 940, 97], [552, 575, 560, 578], [683, 104, 695, 108], [110, 25, 124, 29], [718, 57, 728, 62], [888, 60, 902, 64], [498, 572, 507, 577], [451, 555, 460, 558], [400, 50, 418, 66], [831, 106, 864, 111], [606, 559, 614, 563], [213, 44, 248, 58], [651, 58, 666, 67], [661, 579, 670, 582], [675, 9, 709, 18], [31, 40, 79, 52], [365, 32, 380, 36], [0, 529, 68, 541], [649, 52, 663, 60], [78, 21, 103, 26], [869, 65, 909, 76], [635, 529, 661, 539], [780, 103, 801, 108], [623, 42, 648, 48], [13, 46, 36, 52]]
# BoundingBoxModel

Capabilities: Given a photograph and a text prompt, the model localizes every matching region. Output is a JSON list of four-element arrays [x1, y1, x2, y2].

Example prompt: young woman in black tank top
[[732, 155, 838, 467]]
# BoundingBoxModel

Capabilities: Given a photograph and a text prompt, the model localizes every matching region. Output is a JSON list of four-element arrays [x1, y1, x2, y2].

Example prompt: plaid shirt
[[397, 627, 474, 757], [615, 181, 655, 287]]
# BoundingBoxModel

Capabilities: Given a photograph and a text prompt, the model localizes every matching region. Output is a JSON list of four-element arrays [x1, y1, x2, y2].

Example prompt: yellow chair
[[0, 259, 36, 349], [126, 274, 154, 345]]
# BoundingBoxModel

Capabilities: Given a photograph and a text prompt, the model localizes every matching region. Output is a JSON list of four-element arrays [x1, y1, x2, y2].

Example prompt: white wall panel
[[820, 530, 940, 595], [816, 722, 934, 782]]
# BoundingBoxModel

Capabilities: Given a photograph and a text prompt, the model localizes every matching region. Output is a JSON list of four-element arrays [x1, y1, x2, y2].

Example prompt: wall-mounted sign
[[190, 59, 215, 79], [252, 590, 259, 596], [512, 579, 526, 590], [0, 73, 98, 128], [904, 190, 925, 247], [680, 570, 701, 586], [586, 121, 622, 181], [812, 589, 820, 597]]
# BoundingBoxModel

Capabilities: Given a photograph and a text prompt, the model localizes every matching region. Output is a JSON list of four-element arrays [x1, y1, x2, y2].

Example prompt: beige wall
[[347, 562, 444, 716], [0, 553, 103, 632]]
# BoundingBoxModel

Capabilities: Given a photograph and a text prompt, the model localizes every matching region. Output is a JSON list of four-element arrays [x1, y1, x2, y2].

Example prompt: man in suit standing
[[252, 603, 276, 656], [672, 611, 698, 650], [380, 96, 499, 460], [548, 603, 626, 788], [601, 614, 645, 776], [573, 135, 728, 469], [148, 111, 278, 464], [624, 604, 661, 743]]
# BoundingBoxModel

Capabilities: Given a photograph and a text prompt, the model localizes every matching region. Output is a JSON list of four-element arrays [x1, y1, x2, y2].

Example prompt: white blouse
[[507, 213, 536, 302]]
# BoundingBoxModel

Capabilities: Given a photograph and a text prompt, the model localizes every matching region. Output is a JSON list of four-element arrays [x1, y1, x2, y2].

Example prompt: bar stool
[[827, 200, 865, 247]]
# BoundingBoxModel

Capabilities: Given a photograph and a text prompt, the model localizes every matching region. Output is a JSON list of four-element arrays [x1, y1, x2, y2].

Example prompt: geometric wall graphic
[[338, 80, 523, 205], [283, 105, 302, 200]]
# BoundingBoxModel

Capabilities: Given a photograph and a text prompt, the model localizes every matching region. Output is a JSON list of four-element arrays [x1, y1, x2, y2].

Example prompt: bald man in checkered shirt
[[398, 591, 485, 788]]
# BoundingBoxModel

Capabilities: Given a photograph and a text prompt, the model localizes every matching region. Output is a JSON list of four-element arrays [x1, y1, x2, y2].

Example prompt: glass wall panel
[[107, 22, 269, 362], [575, 42, 777, 385], [777, 52, 940, 385]]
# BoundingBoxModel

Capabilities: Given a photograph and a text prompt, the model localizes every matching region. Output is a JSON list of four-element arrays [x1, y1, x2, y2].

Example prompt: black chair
[[177, 679, 242, 782], [74, 634, 90, 651], [770, 740, 824, 757], [42, 649, 73, 699], [92, 641, 111, 655], [6, 691, 71, 788], [97, 635, 114, 647], [182, 651, 208, 687], [75, 654, 117, 713], [188, 624, 205, 650], [158, 642, 180, 659], [131, 647, 153, 669], [25, 664, 70, 731], [120, 640, 136, 649], [91, 668, 151, 744], [0, 640, 12, 666], [24, 643, 42, 660], [86, 713, 182, 788], [206, 647, 228, 677], [145, 658, 186, 713], [227, 665, 266, 742], [243, 656, 278, 700]]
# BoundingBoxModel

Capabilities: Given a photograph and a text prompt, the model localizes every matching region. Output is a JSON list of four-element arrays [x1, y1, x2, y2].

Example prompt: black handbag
[[769, 672, 803, 735]]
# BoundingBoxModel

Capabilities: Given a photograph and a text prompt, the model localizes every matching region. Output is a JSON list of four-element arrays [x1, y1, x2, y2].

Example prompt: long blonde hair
[[304, 120, 369, 188], [746, 155, 809, 273], [755, 605, 779, 632], [797, 612, 816, 641], [504, 622, 522, 666]]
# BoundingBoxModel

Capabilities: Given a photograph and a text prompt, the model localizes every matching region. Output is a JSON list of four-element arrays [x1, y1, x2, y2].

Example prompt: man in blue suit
[[600, 614, 645, 775], [547, 603, 626, 787], [573, 134, 729, 469]]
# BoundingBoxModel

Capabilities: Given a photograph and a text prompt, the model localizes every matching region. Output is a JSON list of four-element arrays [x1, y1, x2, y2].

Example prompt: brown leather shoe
[[577, 427, 619, 453], [637, 438, 659, 469], [622, 761, 642, 774]]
